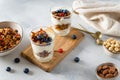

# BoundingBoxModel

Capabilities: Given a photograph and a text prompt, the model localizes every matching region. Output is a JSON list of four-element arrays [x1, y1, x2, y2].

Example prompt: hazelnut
[[108, 47, 113, 51]]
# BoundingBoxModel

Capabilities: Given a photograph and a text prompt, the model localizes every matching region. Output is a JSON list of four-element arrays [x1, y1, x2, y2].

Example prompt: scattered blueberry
[[72, 34, 77, 39], [74, 57, 80, 63], [14, 58, 20, 63], [24, 68, 29, 74], [6, 67, 11, 72]]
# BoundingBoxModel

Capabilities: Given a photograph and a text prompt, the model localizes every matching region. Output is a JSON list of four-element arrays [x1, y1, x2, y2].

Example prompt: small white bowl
[[0, 21, 23, 56], [103, 45, 120, 57], [96, 62, 119, 80]]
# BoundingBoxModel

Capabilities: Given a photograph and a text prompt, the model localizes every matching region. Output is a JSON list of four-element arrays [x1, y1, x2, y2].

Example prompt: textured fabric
[[73, 0, 120, 36]]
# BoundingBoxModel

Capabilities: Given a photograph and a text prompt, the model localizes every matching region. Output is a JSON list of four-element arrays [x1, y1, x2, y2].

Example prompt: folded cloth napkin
[[73, 0, 120, 36]]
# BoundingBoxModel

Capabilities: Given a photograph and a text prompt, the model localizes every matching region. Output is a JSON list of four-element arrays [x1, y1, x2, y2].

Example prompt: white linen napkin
[[73, 0, 120, 36]]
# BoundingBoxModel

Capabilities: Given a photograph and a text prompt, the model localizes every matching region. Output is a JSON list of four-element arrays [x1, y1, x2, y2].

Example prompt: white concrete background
[[0, 0, 120, 80]]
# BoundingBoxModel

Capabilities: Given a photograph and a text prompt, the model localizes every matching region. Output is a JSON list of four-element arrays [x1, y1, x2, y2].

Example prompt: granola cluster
[[0, 27, 21, 51]]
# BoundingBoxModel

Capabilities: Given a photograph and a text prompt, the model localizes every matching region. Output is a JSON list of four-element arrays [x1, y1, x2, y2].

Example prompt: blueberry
[[37, 35, 42, 40], [62, 10, 66, 13], [74, 57, 80, 63], [65, 9, 68, 13], [61, 9, 64, 12], [47, 37, 52, 42], [57, 9, 63, 13], [14, 58, 20, 63], [24, 68, 29, 74], [72, 34, 77, 39], [40, 38, 44, 42], [6, 67, 11, 72], [62, 9, 68, 13], [42, 38, 45, 42], [56, 9, 61, 13]]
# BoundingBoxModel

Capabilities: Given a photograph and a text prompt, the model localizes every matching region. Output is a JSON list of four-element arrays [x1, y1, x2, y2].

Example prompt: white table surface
[[0, 0, 120, 80]]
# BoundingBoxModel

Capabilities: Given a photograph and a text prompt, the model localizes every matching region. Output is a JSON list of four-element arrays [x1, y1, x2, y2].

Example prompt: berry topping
[[58, 48, 64, 53], [24, 68, 29, 74], [47, 37, 52, 42], [6, 67, 11, 72], [72, 34, 77, 39], [14, 58, 20, 63], [31, 28, 52, 44], [74, 57, 80, 63], [37, 35, 42, 40], [52, 9, 70, 18]]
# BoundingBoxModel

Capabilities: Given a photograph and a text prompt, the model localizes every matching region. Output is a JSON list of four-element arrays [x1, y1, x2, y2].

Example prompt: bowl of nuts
[[103, 38, 120, 57], [0, 21, 23, 56], [96, 62, 119, 80]]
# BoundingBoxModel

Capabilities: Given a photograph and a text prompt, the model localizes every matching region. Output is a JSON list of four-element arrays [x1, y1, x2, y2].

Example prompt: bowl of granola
[[0, 21, 23, 56]]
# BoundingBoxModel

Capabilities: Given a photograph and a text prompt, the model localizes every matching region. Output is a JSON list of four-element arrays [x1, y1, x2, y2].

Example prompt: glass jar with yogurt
[[51, 6, 71, 36], [30, 28, 55, 62]]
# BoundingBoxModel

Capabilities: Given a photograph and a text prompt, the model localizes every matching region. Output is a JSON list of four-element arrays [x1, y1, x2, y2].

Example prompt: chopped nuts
[[0, 27, 21, 52], [97, 63, 118, 78], [103, 38, 120, 54]]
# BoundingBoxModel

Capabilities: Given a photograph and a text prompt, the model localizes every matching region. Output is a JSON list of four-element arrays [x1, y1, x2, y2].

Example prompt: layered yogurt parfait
[[30, 28, 55, 62], [51, 7, 71, 36]]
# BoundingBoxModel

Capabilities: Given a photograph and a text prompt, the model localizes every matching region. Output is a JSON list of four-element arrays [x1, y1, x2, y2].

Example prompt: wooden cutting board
[[21, 27, 84, 72]]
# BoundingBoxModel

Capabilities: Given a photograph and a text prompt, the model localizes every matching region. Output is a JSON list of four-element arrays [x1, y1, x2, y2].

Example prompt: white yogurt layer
[[52, 26, 70, 36], [51, 14, 71, 36], [30, 30, 55, 62], [51, 7, 71, 36]]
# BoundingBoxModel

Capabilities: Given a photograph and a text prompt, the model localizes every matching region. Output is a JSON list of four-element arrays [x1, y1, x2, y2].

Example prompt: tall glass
[[30, 27, 55, 62], [51, 6, 71, 36]]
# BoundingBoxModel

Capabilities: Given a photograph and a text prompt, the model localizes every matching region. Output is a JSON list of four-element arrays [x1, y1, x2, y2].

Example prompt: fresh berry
[[58, 9, 62, 12], [74, 57, 80, 63], [58, 48, 64, 53], [24, 68, 29, 74], [14, 58, 20, 63], [65, 10, 68, 13], [37, 35, 42, 40], [6, 67, 11, 72], [47, 37, 52, 42], [72, 34, 77, 39], [0, 38, 2, 40], [60, 12, 64, 17]]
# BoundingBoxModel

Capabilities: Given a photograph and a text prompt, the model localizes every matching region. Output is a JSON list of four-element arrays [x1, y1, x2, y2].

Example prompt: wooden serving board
[[21, 27, 84, 72]]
